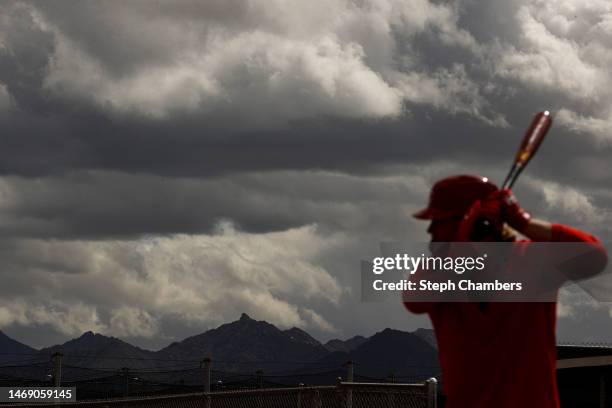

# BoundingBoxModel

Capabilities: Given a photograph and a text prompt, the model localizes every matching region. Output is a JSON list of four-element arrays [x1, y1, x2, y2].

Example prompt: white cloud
[[0, 0, 499, 125], [0, 223, 345, 337], [556, 108, 612, 146], [0, 300, 105, 336], [301, 308, 337, 333], [495, 4, 602, 99], [109, 307, 159, 339], [392, 65, 508, 126], [492, 0, 612, 142], [528, 178, 605, 225]]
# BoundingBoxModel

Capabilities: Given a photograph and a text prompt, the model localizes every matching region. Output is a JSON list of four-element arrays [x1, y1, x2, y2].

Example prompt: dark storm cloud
[[0, 0, 510, 177], [0, 169, 429, 238], [0, 0, 611, 348], [0, 1, 608, 190], [0, 102, 608, 194], [0, 4, 55, 113], [0, 1, 608, 185]]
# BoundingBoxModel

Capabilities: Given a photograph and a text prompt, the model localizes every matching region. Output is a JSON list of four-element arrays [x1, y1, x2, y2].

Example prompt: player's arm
[[520, 218, 552, 242], [500, 190, 608, 280]]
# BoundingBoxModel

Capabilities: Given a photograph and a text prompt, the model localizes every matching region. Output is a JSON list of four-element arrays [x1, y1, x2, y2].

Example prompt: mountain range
[[0, 314, 440, 386]]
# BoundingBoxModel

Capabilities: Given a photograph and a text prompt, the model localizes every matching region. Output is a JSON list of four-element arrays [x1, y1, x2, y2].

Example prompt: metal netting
[[338, 383, 429, 408], [0, 381, 435, 408]]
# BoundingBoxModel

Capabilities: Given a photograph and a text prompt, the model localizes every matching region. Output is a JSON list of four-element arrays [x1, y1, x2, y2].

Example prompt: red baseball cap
[[414, 175, 498, 220]]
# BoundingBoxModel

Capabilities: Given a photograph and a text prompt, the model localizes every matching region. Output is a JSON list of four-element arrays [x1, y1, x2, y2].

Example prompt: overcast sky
[[1, 0, 611, 350]]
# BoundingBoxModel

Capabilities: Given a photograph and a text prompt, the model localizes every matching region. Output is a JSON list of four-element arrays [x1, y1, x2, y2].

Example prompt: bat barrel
[[504, 110, 553, 189]]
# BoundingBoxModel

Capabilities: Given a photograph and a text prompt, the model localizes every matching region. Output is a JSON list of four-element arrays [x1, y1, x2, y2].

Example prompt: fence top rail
[[338, 382, 427, 389], [205, 385, 337, 396]]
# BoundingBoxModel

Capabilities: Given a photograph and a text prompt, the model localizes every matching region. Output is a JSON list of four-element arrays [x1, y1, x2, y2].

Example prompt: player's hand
[[479, 191, 504, 229], [457, 191, 504, 241], [458, 199, 504, 241], [491, 189, 531, 232]]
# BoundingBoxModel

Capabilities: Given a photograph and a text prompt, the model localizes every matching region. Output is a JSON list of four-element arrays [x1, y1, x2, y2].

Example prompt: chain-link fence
[[0, 380, 437, 408]]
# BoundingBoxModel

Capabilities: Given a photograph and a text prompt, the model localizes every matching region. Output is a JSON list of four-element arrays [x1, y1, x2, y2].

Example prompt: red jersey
[[404, 224, 608, 408]]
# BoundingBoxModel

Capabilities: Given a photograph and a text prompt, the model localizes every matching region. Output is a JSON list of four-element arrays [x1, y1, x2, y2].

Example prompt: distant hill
[[283, 327, 322, 347], [0, 331, 41, 383], [324, 335, 367, 353], [157, 313, 330, 373], [0, 331, 37, 364], [313, 328, 439, 383], [38, 331, 156, 370]]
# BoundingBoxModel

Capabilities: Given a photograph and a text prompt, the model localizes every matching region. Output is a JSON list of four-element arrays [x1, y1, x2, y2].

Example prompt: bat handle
[[501, 163, 524, 190]]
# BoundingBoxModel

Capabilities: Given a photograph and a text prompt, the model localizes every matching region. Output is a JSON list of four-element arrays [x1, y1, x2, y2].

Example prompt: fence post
[[201, 358, 211, 408], [345, 361, 353, 408], [254, 370, 264, 408], [51, 352, 63, 387], [336, 378, 344, 408], [426, 377, 438, 408], [297, 382, 304, 408], [122, 367, 130, 397], [201, 358, 211, 393], [345, 361, 353, 382], [386, 372, 396, 408]]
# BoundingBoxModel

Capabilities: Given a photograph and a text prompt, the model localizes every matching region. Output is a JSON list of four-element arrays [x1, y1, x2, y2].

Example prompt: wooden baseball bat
[[501, 111, 553, 189]]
